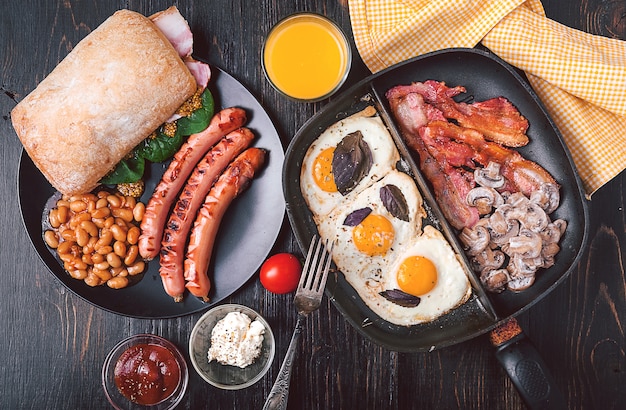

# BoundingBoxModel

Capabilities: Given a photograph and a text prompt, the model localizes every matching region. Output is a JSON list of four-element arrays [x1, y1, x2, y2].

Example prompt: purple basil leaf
[[380, 184, 410, 222], [343, 207, 372, 226], [332, 131, 373, 196], [379, 289, 421, 308]]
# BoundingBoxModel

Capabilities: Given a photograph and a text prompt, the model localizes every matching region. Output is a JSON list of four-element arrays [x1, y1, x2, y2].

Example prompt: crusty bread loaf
[[11, 9, 197, 195]]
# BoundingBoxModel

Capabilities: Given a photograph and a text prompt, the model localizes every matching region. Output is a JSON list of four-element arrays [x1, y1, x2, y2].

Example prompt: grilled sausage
[[184, 148, 267, 301], [138, 107, 246, 260], [159, 128, 255, 301]]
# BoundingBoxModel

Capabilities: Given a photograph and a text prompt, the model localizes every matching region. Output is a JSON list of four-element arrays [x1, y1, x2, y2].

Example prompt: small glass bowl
[[102, 334, 188, 410], [189, 304, 275, 390]]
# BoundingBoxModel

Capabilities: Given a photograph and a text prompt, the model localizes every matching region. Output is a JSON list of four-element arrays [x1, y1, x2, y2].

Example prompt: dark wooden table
[[1, 1, 624, 409]]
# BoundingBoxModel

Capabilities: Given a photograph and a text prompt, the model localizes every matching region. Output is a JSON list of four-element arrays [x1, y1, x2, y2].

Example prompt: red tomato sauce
[[114, 343, 181, 405]]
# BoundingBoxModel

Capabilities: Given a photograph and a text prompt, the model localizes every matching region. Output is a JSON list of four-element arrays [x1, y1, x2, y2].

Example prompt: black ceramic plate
[[283, 48, 589, 352], [18, 66, 285, 319]]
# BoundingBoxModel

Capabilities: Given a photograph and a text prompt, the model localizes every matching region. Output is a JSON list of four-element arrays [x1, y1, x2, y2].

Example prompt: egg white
[[300, 115, 400, 221], [317, 169, 425, 280], [351, 225, 471, 326]]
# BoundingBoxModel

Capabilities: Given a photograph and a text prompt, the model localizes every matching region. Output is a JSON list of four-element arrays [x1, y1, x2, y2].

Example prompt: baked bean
[[107, 194, 121, 208], [133, 202, 145, 222], [57, 206, 69, 224], [110, 266, 125, 277], [59, 253, 74, 264], [125, 196, 136, 209], [113, 241, 126, 257], [92, 267, 112, 282], [104, 217, 115, 229], [127, 260, 145, 276], [70, 200, 87, 213], [87, 199, 96, 213], [106, 253, 122, 269], [124, 245, 139, 266], [80, 220, 98, 237], [83, 237, 98, 254], [107, 276, 129, 289], [127, 226, 140, 245], [94, 261, 110, 271], [91, 253, 104, 264], [44, 230, 59, 248], [92, 218, 105, 229], [69, 212, 91, 229], [96, 229, 113, 248], [71, 259, 88, 271], [70, 269, 88, 280], [96, 198, 109, 209], [112, 208, 134, 223], [49, 209, 61, 228], [57, 240, 75, 255], [96, 245, 113, 255], [82, 254, 94, 265], [110, 224, 127, 242], [84, 272, 101, 287], [91, 207, 111, 219], [75, 227, 89, 247]]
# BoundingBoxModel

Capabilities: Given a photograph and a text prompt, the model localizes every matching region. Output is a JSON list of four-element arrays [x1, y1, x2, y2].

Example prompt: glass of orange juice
[[262, 13, 352, 102]]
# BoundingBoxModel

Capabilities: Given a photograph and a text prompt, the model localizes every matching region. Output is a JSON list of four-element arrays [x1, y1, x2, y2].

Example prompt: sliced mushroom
[[459, 224, 491, 256], [466, 186, 504, 215], [507, 274, 535, 292], [471, 247, 505, 273], [530, 182, 560, 214], [540, 221, 565, 244], [480, 268, 509, 293], [503, 229, 543, 259], [474, 161, 505, 189], [541, 242, 560, 268], [509, 254, 543, 277], [505, 192, 529, 208], [519, 202, 549, 232], [488, 211, 520, 246]]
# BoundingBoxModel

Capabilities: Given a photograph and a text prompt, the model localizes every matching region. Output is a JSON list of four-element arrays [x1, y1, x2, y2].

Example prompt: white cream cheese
[[207, 311, 265, 368]]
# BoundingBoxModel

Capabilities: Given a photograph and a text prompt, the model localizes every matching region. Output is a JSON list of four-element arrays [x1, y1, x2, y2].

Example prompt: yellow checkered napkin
[[348, 0, 626, 197]]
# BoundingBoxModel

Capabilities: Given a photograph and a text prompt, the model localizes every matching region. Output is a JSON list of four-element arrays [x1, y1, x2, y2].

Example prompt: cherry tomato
[[259, 253, 302, 294]]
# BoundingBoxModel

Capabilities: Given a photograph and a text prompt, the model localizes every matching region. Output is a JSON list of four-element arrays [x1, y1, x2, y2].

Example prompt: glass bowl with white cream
[[189, 304, 275, 390]]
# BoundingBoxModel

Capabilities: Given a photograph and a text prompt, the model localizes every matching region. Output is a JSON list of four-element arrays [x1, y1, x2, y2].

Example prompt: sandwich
[[11, 7, 210, 195]]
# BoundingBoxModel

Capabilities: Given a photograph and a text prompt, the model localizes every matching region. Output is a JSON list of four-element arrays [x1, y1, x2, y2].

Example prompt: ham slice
[[150, 6, 211, 91], [150, 6, 193, 58]]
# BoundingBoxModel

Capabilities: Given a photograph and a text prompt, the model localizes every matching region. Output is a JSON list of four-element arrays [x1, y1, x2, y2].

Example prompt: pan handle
[[491, 318, 568, 410]]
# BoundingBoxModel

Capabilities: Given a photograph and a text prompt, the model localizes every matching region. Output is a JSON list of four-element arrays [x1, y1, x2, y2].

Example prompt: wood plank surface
[[0, 1, 624, 409]]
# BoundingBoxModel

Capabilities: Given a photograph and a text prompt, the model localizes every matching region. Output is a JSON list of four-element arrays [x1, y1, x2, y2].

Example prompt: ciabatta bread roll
[[11, 9, 197, 195]]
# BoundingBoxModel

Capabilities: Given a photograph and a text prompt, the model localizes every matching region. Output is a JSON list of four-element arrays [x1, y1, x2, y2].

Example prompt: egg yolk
[[352, 214, 394, 256], [312, 147, 337, 192], [396, 256, 438, 296]]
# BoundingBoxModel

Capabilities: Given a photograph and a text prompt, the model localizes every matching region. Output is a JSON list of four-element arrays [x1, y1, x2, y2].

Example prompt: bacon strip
[[159, 128, 255, 301], [138, 108, 247, 260], [184, 148, 267, 301]]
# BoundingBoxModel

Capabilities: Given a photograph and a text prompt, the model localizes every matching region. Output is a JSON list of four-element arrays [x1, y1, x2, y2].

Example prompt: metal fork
[[262, 236, 334, 410]]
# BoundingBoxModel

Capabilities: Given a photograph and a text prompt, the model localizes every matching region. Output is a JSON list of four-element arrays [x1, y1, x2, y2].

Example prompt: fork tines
[[299, 236, 334, 293]]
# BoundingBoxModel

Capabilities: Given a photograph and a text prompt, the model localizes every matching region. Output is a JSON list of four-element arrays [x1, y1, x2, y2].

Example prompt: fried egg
[[318, 169, 425, 279], [300, 114, 400, 220], [352, 225, 471, 326]]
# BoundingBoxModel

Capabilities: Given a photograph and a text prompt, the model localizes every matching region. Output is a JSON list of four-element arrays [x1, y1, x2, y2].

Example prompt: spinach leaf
[[176, 88, 215, 135], [100, 152, 145, 184], [138, 129, 185, 163]]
